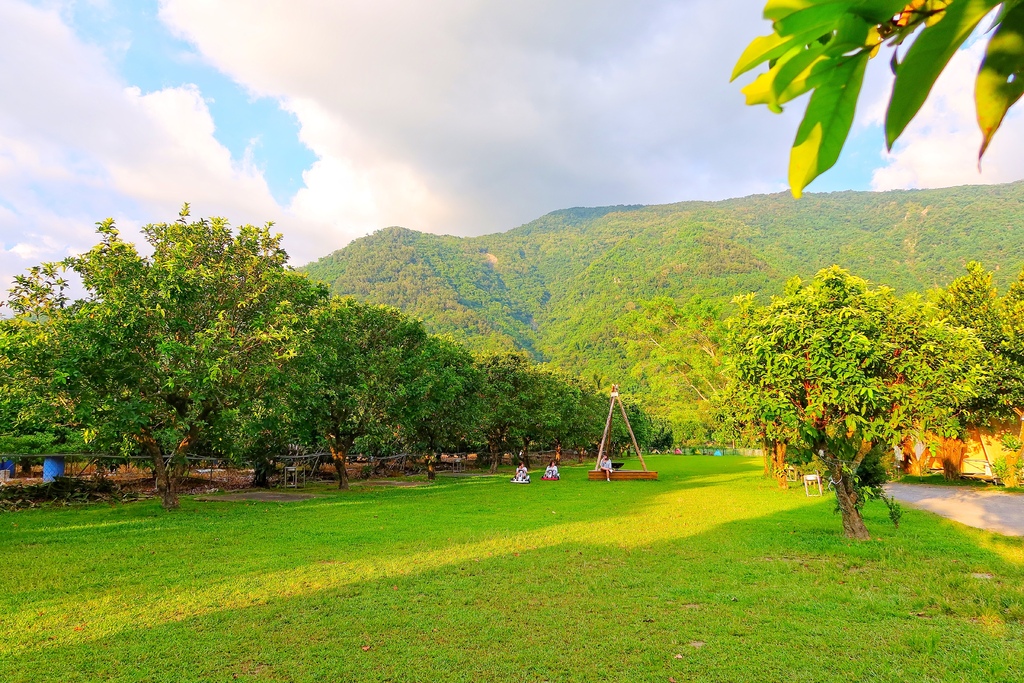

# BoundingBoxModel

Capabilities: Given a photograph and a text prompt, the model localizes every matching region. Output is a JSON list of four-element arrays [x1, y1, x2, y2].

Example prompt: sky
[[2, 0, 1023, 289]]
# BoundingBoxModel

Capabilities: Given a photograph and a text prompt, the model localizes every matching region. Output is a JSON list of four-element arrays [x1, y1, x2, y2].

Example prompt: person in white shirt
[[511, 462, 530, 483], [543, 461, 559, 480], [598, 454, 612, 481]]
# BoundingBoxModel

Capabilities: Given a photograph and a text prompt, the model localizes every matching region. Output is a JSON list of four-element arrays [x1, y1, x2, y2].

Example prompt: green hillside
[[302, 181, 1024, 437]]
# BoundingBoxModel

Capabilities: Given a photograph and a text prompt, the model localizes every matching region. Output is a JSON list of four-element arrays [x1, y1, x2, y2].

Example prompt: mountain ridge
[[302, 181, 1024, 434]]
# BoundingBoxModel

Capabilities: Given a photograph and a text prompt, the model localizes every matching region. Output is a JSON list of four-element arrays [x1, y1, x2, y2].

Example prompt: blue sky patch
[[55, 0, 315, 205]]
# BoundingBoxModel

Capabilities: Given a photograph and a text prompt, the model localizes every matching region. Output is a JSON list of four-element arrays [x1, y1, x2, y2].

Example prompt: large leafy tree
[[290, 298, 427, 489], [547, 373, 606, 463], [2, 208, 323, 509], [736, 1, 1024, 197], [728, 267, 982, 539], [1, 307, 91, 472], [716, 378, 803, 487], [402, 335, 482, 479], [515, 367, 566, 469], [620, 296, 727, 442], [475, 352, 537, 473]]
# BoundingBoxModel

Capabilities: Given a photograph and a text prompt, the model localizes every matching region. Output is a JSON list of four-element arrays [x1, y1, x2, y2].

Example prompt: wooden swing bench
[[589, 385, 659, 481], [588, 469, 658, 481]]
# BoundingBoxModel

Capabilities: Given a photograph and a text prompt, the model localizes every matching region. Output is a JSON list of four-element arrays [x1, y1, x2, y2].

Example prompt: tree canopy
[[726, 266, 984, 538], [1, 208, 617, 504], [2, 208, 322, 508], [303, 183, 1024, 442]]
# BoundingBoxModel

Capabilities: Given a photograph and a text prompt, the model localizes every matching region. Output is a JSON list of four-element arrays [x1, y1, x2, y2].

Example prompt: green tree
[[403, 336, 482, 480], [476, 353, 536, 473], [941, 261, 1024, 483], [736, 1, 1024, 197], [1, 264, 92, 474], [2, 208, 322, 509], [620, 296, 727, 442], [547, 373, 606, 463], [516, 367, 565, 469], [728, 267, 983, 538], [291, 298, 428, 489], [717, 379, 802, 487]]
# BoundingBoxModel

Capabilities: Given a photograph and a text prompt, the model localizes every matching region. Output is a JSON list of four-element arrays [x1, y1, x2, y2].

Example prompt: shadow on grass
[[3, 457, 1022, 682]]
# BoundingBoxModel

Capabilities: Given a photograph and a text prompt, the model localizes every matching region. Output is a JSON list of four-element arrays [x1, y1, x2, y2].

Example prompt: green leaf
[[772, 14, 875, 106], [976, 2, 1024, 158], [789, 52, 869, 198], [765, 1, 905, 26], [772, 45, 833, 105], [733, 3, 854, 81], [734, 33, 797, 81], [764, 0, 824, 22], [774, 2, 850, 35], [886, 0, 1003, 148], [764, 0, 858, 23]]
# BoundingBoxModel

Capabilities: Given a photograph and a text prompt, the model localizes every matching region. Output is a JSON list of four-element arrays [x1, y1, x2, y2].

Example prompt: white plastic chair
[[803, 472, 823, 497]]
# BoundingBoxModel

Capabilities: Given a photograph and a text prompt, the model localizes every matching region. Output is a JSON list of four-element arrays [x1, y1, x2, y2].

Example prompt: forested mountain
[[302, 181, 1024, 438]]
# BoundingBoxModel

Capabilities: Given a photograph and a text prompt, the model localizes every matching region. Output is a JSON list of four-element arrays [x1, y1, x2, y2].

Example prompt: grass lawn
[[1, 456, 1022, 682]]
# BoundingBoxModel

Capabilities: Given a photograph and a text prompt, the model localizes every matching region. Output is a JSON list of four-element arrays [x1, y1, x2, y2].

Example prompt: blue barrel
[[0, 459, 14, 474], [42, 456, 65, 482]]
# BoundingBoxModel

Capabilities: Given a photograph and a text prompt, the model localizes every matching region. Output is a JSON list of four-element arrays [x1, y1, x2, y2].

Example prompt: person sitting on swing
[[598, 454, 613, 481], [542, 461, 559, 480], [511, 462, 530, 483]]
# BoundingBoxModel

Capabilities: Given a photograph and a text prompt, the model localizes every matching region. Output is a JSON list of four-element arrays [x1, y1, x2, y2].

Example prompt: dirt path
[[885, 483, 1024, 536]]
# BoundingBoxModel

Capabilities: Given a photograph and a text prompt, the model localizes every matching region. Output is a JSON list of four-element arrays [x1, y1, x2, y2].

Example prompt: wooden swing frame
[[589, 385, 658, 480]]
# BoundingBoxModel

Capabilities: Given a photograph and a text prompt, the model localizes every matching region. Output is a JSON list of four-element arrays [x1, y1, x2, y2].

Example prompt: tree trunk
[[762, 440, 772, 479], [1008, 411, 1024, 488], [826, 458, 870, 540], [19, 458, 32, 476], [252, 458, 271, 488], [906, 437, 928, 476], [489, 440, 500, 474], [555, 441, 562, 464], [772, 441, 788, 489], [522, 438, 531, 470], [330, 444, 350, 490], [427, 452, 436, 481], [141, 434, 179, 510], [937, 436, 965, 481]]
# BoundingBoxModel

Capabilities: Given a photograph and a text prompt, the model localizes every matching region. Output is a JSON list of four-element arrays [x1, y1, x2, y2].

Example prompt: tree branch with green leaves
[[735, 0, 1024, 197]]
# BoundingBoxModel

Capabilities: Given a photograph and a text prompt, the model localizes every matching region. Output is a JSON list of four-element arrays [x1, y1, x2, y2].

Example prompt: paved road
[[886, 483, 1024, 536]]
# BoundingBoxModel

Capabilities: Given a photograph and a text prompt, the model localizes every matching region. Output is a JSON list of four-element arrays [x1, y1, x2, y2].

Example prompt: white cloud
[[158, 0, 797, 237], [0, 0, 326, 292], [0, 0, 813, 290], [872, 41, 1024, 191], [27, 0, 1023, 295]]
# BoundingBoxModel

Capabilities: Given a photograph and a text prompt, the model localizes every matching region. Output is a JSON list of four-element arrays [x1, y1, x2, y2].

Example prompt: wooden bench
[[588, 469, 658, 481]]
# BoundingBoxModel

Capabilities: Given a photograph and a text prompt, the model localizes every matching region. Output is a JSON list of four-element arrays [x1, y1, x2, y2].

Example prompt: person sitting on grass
[[598, 454, 613, 481], [542, 461, 559, 480], [511, 462, 530, 484]]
